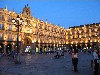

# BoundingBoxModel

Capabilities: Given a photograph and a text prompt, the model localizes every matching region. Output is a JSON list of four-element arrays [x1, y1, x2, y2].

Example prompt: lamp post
[[35, 23, 39, 53], [12, 15, 23, 64], [88, 37, 90, 49], [36, 31, 39, 53]]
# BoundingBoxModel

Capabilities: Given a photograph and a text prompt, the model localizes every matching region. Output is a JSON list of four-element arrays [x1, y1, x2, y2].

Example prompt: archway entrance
[[24, 37, 32, 53], [6, 44, 12, 54]]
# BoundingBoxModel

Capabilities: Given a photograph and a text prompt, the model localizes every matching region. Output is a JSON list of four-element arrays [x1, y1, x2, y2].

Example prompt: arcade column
[[38, 43, 40, 52], [85, 43, 88, 49], [3, 41, 7, 54], [42, 45, 44, 52], [76, 44, 77, 49], [31, 43, 34, 50], [50, 44, 52, 51], [21, 42, 25, 53], [11, 42, 15, 51], [46, 44, 48, 51], [54, 44, 55, 51]]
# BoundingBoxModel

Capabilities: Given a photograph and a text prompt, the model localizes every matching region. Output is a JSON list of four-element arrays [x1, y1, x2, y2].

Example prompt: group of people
[[54, 50, 64, 59], [7, 50, 21, 64], [71, 48, 100, 75]]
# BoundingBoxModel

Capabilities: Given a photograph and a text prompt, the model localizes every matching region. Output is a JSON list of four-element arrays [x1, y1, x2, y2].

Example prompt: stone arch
[[22, 36, 32, 51], [25, 36, 32, 44], [24, 36, 32, 45]]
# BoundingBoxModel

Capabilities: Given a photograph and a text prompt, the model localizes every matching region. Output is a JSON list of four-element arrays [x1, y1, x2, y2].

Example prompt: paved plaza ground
[[0, 52, 99, 75]]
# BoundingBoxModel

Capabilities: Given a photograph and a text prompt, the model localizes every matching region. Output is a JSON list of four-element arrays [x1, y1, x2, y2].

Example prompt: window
[[0, 15, 4, 21], [8, 16, 12, 22], [0, 24, 3, 29], [40, 22, 43, 29], [8, 25, 12, 31], [44, 25, 46, 30]]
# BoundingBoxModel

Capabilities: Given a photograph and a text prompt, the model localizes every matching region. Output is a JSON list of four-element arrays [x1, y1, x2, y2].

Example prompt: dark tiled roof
[[69, 23, 100, 29]]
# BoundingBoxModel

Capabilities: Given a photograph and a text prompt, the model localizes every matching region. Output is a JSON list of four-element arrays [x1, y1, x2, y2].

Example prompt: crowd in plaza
[[0, 47, 100, 75]]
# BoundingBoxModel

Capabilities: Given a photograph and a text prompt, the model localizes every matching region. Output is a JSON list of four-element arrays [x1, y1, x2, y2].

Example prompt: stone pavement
[[0, 52, 98, 75]]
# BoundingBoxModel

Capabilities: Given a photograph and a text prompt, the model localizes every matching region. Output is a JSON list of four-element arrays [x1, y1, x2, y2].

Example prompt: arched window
[[0, 15, 4, 21]]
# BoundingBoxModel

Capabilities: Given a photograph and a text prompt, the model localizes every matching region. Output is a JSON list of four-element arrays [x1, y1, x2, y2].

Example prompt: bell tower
[[22, 4, 31, 18]]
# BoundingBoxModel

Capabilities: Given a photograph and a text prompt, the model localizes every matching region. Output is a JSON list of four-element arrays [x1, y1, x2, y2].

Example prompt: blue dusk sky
[[0, 0, 100, 28]]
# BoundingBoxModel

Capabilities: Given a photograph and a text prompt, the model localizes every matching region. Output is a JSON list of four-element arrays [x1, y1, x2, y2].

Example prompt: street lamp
[[36, 31, 39, 53], [12, 15, 23, 64], [35, 23, 39, 53]]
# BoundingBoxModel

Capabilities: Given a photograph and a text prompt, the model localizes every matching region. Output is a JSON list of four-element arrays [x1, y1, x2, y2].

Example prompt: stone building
[[0, 5, 100, 54], [0, 5, 66, 54], [66, 23, 100, 50]]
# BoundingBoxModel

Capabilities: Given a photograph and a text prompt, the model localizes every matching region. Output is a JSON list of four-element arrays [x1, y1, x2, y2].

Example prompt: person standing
[[98, 49, 100, 59], [71, 49, 74, 71], [72, 49, 78, 72], [93, 50, 99, 60], [93, 50, 99, 75]]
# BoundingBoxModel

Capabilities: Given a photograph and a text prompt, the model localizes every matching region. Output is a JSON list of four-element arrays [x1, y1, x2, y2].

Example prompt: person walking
[[71, 49, 78, 72]]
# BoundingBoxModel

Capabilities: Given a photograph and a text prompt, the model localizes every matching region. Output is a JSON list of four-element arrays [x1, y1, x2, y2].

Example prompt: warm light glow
[[71, 42, 73, 44], [94, 39, 97, 42], [80, 41, 83, 43], [19, 37, 21, 41], [0, 45, 2, 48], [32, 40, 34, 43], [85, 40, 88, 43], [79, 35, 81, 38], [4, 35, 7, 40], [95, 28, 97, 32], [90, 40, 92, 42], [3, 41, 7, 45], [12, 42, 15, 45]]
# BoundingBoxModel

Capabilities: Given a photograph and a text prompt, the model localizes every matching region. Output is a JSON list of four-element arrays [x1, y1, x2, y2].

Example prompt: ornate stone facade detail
[[0, 5, 66, 53]]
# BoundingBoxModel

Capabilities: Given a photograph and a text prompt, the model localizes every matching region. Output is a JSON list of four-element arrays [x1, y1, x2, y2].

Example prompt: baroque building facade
[[0, 5, 66, 54], [66, 23, 100, 50], [0, 5, 100, 54]]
